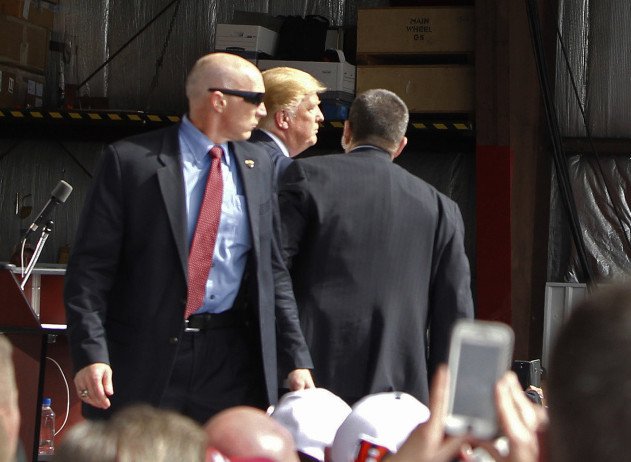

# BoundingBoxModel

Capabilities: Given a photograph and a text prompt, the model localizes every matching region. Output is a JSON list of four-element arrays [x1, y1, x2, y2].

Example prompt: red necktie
[[184, 146, 224, 319]]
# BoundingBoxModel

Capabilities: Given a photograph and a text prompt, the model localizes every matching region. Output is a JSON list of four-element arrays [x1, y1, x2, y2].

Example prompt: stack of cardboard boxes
[[356, 6, 474, 114], [0, 0, 57, 108]]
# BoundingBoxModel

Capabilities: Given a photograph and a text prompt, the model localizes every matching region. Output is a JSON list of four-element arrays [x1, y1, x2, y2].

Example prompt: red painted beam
[[476, 145, 513, 324]]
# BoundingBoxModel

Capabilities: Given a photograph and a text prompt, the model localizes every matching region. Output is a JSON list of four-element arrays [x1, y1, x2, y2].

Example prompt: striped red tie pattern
[[184, 145, 224, 319]]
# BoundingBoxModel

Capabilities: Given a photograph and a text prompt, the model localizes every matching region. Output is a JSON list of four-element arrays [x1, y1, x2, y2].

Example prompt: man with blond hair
[[65, 52, 313, 424], [249, 67, 326, 182]]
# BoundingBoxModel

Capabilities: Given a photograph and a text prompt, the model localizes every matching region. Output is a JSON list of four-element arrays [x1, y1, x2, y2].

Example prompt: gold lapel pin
[[244, 160, 255, 168]]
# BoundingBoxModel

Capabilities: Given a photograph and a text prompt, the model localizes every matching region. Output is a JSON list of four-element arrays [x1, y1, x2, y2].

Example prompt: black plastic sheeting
[[548, 152, 631, 283], [549, 0, 631, 282]]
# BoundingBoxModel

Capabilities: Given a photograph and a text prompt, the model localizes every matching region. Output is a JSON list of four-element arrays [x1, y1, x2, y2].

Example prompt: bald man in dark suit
[[65, 53, 313, 423]]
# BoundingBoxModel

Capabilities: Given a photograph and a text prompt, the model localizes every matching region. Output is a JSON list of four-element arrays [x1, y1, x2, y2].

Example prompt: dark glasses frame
[[207, 88, 265, 105]]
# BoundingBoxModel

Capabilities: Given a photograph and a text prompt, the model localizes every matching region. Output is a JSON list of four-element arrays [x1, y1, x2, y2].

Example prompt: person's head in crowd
[[547, 283, 631, 462], [185, 52, 267, 143], [56, 405, 207, 462], [342, 89, 408, 159], [271, 388, 352, 462], [54, 419, 117, 462], [111, 404, 208, 461], [0, 335, 20, 462], [330, 391, 430, 462], [256, 67, 326, 157], [205, 406, 299, 462]]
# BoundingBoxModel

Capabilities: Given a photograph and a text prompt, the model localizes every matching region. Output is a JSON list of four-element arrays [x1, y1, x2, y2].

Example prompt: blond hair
[[257, 67, 326, 129]]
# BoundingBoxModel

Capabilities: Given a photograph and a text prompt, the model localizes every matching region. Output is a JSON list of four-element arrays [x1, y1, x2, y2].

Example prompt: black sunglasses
[[207, 88, 265, 105]]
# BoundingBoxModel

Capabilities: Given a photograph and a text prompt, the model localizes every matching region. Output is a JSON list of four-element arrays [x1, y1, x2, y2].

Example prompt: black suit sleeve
[[64, 145, 124, 372], [277, 160, 311, 268], [427, 197, 475, 377], [272, 194, 313, 372]]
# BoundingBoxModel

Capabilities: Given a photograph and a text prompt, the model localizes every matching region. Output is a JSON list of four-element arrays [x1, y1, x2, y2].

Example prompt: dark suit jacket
[[279, 147, 474, 404], [248, 129, 293, 186], [64, 124, 312, 418]]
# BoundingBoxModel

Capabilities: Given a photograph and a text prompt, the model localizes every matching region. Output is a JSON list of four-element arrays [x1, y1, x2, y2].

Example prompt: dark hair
[[347, 89, 408, 152], [548, 283, 631, 462]]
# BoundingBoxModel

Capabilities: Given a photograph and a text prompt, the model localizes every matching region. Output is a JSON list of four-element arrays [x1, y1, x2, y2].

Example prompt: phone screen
[[451, 342, 502, 422]]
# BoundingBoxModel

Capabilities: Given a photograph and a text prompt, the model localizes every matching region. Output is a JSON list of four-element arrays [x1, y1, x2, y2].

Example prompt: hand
[[286, 368, 315, 390], [477, 371, 548, 462], [74, 363, 114, 409], [385, 365, 470, 462]]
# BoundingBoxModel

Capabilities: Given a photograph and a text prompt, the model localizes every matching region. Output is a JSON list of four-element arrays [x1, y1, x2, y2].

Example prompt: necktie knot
[[210, 145, 223, 160]]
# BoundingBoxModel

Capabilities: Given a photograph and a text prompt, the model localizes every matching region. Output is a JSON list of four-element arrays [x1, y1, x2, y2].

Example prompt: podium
[[0, 264, 83, 461]]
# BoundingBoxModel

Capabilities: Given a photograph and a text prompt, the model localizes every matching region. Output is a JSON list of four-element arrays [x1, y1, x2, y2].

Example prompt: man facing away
[[249, 67, 326, 183], [64, 52, 313, 424], [279, 89, 474, 405]]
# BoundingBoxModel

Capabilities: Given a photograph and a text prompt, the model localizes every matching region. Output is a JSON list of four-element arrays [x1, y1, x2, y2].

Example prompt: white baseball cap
[[330, 392, 430, 462], [271, 388, 352, 462]]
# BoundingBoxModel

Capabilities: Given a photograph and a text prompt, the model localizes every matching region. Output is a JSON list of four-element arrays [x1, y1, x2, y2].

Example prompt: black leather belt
[[184, 310, 241, 332]]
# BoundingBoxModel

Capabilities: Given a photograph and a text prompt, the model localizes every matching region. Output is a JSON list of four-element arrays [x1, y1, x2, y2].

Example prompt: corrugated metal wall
[[549, 0, 631, 282]]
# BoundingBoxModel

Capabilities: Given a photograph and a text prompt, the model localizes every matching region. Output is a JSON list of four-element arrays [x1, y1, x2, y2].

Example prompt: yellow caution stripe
[[0, 109, 182, 124], [323, 119, 473, 131]]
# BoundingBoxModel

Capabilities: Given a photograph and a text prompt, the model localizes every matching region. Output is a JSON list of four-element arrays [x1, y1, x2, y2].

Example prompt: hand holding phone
[[444, 319, 515, 440]]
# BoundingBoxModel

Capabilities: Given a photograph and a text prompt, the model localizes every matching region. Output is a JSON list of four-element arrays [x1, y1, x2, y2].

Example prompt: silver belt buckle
[[184, 319, 200, 333]]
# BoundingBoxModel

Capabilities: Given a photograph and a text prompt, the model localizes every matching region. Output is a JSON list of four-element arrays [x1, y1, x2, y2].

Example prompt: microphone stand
[[20, 220, 54, 291]]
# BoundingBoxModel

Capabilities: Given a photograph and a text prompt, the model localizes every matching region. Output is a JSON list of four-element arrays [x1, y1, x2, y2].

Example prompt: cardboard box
[[0, 14, 48, 70], [0, 63, 44, 107], [356, 65, 474, 113], [258, 52, 356, 95], [0, 0, 57, 29], [0, 66, 17, 106], [357, 7, 474, 54], [0, 15, 23, 63], [215, 24, 278, 57]]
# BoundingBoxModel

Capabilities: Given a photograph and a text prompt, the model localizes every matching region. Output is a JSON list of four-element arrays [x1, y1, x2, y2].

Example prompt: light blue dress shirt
[[179, 115, 252, 314]]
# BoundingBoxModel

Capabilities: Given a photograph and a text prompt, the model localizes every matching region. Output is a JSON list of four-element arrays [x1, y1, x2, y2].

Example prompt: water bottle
[[38, 397, 55, 455]]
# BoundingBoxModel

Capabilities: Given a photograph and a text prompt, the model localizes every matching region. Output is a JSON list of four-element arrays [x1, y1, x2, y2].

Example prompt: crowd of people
[[5, 278, 631, 462], [2, 51, 626, 461]]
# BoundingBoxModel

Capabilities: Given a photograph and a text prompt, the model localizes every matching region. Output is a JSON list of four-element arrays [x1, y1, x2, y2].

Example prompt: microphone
[[22, 180, 73, 241]]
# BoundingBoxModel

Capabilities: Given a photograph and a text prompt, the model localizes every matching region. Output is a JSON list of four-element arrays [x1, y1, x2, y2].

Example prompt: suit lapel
[[156, 125, 188, 276], [230, 141, 260, 257]]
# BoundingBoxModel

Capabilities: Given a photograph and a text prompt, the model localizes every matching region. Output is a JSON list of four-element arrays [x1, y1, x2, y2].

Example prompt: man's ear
[[342, 121, 352, 150], [392, 136, 408, 159], [209, 91, 226, 113], [275, 110, 290, 130]]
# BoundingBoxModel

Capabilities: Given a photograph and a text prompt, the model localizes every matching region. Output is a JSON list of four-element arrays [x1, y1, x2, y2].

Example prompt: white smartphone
[[444, 319, 514, 440]]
